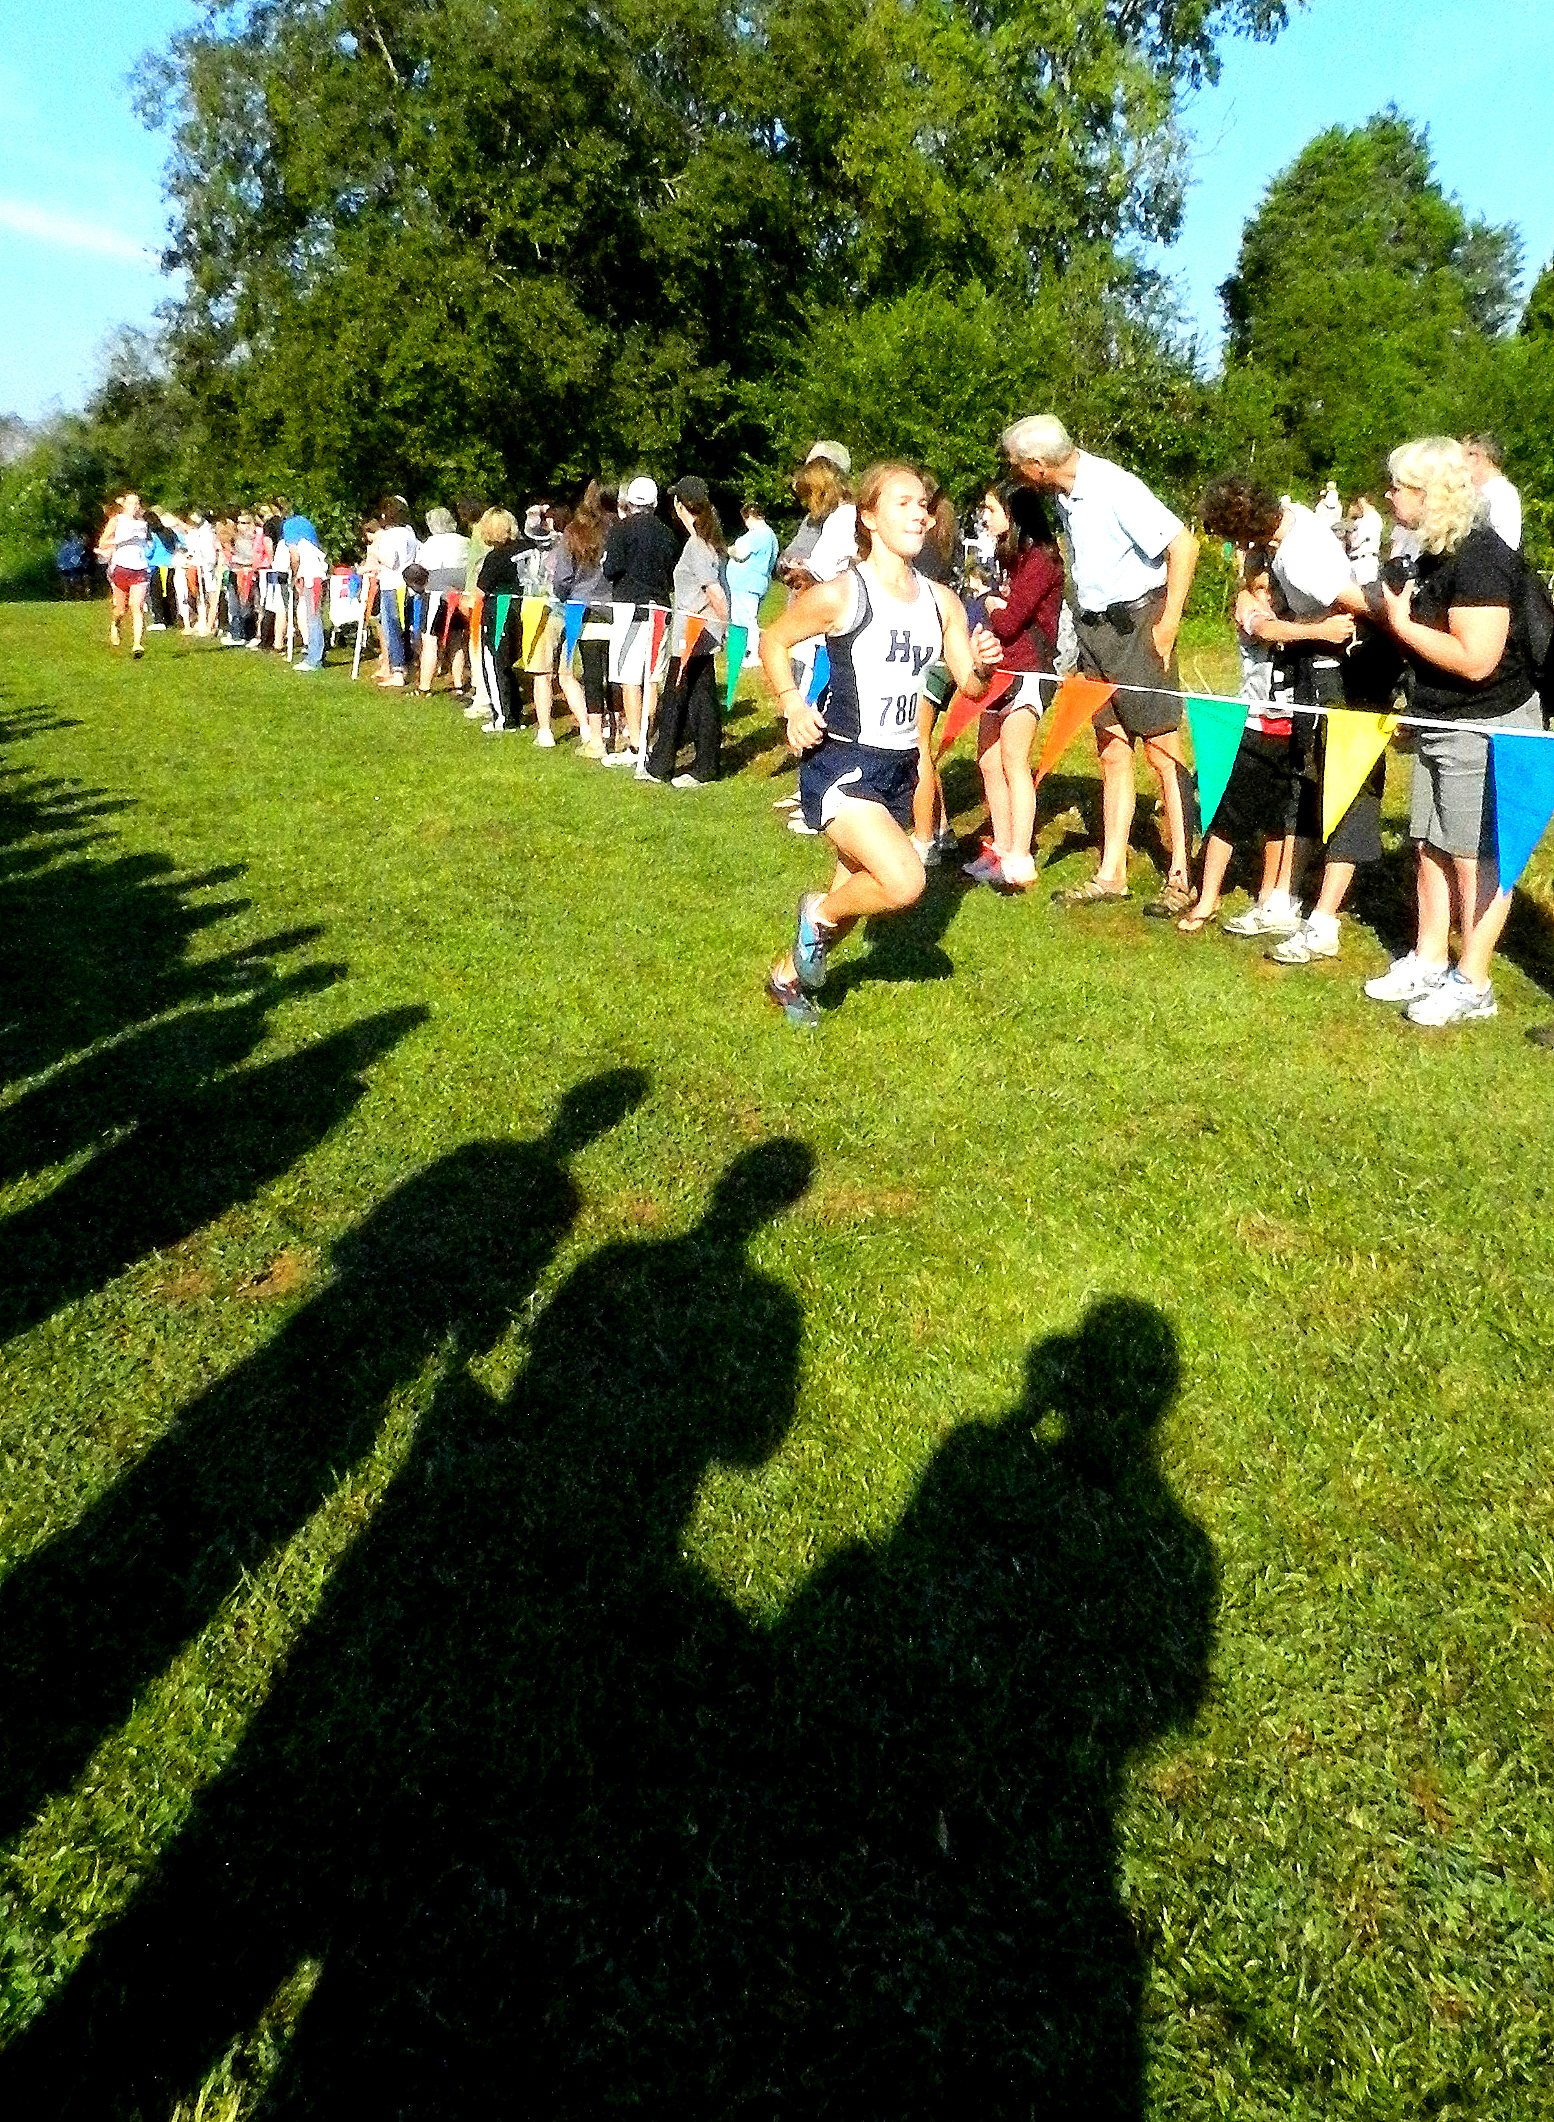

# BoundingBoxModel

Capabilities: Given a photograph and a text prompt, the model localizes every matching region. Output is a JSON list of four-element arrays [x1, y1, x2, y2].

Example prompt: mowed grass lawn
[[2, 599, 1553, 2119]]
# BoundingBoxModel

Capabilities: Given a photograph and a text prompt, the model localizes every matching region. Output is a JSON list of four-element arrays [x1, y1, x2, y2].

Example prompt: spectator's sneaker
[[786, 816, 821, 836], [911, 836, 941, 868], [600, 748, 638, 767], [998, 852, 1037, 890], [534, 727, 556, 748], [1267, 920, 1338, 964], [793, 894, 831, 990], [671, 772, 709, 788], [934, 826, 961, 858], [1405, 969, 1497, 1026], [481, 720, 515, 736], [962, 842, 1003, 884], [1364, 953, 1448, 1004], [1224, 900, 1302, 937], [767, 963, 820, 1029]]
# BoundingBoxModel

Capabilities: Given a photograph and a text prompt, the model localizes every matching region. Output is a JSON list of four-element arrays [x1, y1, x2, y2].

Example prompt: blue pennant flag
[[805, 644, 830, 706], [1491, 729, 1554, 889], [562, 601, 585, 661]]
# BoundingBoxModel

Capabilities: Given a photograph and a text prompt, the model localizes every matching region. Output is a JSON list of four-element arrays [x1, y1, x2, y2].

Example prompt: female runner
[[95, 493, 152, 657], [762, 462, 1001, 1027]]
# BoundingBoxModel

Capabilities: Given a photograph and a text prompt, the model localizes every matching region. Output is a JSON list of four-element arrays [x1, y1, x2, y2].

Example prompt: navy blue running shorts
[[799, 740, 918, 834]]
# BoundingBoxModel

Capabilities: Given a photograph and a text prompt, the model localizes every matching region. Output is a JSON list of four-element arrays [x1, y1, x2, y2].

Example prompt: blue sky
[[3, 0, 1552, 422]]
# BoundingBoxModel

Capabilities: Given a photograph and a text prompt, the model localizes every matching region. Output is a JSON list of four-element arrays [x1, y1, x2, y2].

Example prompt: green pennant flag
[[1184, 695, 1247, 837], [493, 593, 513, 652], [723, 625, 748, 714]]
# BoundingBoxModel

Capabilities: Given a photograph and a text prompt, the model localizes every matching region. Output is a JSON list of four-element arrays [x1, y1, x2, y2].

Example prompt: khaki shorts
[[1073, 590, 1182, 739]]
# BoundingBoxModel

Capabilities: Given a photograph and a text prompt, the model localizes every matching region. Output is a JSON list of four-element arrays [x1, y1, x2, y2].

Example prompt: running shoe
[[534, 728, 556, 748], [935, 826, 961, 857], [600, 749, 638, 768], [1224, 900, 1302, 938], [1405, 969, 1497, 1026], [766, 962, 820, 1029], [131, 644, 144, 659], [793, 894, 831, 990], [1363, 953, 1448, 1004], [912, 836, 941, 868], [671, 773, 709, 788], [787, 816, 820, 836], [481, 721, 515, 736], [998, 853, 1037, 890], [1267, 920, 1338, 965]]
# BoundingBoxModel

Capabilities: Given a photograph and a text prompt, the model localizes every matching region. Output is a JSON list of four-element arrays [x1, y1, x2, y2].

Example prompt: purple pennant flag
[[1491, 728, 1554, 889]]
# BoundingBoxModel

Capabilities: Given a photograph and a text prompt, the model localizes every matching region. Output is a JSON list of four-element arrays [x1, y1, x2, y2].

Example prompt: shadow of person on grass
[[1, 1136, 811, 2119], [0, 1070, 646, 1849], [753, 1296, 1217, 2119], [4, 1258, 1212, 2121], [821, 868, 967, 1005]]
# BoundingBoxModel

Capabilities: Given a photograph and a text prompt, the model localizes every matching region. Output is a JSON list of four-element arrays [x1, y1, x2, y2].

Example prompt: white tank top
[[820, 561, 945, 751], [110, 514, 151, 571]]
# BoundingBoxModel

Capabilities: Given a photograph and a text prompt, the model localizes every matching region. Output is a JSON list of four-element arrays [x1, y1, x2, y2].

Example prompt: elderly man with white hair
[[1003, 414, 1199, 912]]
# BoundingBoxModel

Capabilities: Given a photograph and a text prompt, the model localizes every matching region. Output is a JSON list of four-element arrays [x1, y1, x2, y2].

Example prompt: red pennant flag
[[1033, 675, 1117, 787], [935, 670, 1017, 761], [238, 569, 253, 600], [310, 580, 322, 615], [651, 604, 668, 675]]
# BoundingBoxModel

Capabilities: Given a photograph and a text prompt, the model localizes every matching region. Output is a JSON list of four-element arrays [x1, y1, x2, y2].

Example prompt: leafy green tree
[[124, 0, 1292, 510], [1214, 110, 1520, 494], [1520, 258, 1554, 341]]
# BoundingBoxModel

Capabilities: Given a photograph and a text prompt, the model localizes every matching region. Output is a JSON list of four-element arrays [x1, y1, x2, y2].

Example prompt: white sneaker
[[1364, 953, 1448, 1004], [534, 728, 556, 748], [911, 836, 941, 867], [962, 847, 1004, 884], [1224, 900, 1301, 938], [1406, 969, 1497, 1026], [1268, 919, 1339, 965], [600, 749, 638, 768], [671, 772, 708, 788], [787, 815, 820, 835]]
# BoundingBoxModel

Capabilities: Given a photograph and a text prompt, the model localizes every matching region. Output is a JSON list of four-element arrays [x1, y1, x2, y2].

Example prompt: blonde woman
[[1363, 437, 1542, 1026]]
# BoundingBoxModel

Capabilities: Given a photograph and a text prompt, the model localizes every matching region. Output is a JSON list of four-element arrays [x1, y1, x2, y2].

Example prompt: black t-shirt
[[1407, 523, 1536, 721], [477, 538, 534, 595], [602, 512, 677, 606]]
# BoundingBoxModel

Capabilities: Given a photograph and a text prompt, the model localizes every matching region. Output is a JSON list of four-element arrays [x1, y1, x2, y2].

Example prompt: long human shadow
[[5, 1272, 1212, 2118], [755, 1296, 1217, 2117], [0, 1135, 811, 2116], [0, 705, 426, 1342], [0, 1071, 648, 1850]]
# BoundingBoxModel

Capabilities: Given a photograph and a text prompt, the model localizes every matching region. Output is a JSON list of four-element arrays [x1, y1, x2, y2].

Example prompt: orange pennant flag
[[935, 670, 1017, 761], [651, 606, 668, 673], [1033, 675, 1117, 787], [469, 590, 484, 641], [677, 614, 705, 671]]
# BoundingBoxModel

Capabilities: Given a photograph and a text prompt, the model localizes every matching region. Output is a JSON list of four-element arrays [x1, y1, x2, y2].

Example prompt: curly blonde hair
[[1387, 437, 1485, 556]]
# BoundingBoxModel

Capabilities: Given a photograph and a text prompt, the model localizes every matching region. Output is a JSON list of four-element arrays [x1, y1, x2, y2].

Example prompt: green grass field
[[2, 600, 1553, 2118]]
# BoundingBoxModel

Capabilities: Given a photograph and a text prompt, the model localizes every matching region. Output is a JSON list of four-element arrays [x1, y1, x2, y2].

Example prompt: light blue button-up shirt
[[1055, 452, 1184, 616]]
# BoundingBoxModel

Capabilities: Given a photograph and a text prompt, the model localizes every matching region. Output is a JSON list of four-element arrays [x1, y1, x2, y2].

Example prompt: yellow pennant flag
[[1321, 710, 1400, 843], [520, 597, 547, 663]]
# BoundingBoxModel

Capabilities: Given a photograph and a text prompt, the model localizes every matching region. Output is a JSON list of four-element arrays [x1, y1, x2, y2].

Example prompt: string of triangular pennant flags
[[932, 670, 1554, 891]]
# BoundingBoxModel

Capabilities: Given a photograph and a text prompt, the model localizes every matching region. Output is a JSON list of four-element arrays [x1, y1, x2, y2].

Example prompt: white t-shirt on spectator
[[806, 504, 858, 582], [373, 526, 417, 589], [1482, 474, 1522, 552], [1272, 505, 1353, 619], [1055, 452, 1183, 615], [1347, 505, 1382, 584], [291, 537, 328, 584], [417, 531, 470, 593]]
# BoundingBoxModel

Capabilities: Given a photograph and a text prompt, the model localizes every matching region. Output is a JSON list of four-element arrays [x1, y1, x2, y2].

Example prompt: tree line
[[3, 0, 1552, 576]]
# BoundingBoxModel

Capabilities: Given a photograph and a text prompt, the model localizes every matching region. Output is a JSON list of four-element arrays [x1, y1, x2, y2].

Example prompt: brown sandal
[[1051, 876, 1130, 907]]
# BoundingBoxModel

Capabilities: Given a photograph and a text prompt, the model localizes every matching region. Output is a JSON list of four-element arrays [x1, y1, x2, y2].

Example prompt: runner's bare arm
[[934, 585, 999, 694], [760, 576, 854, 750]]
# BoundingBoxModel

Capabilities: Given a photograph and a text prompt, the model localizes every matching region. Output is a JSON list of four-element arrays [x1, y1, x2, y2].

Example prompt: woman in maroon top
[[965, 485, 1065, 889]]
